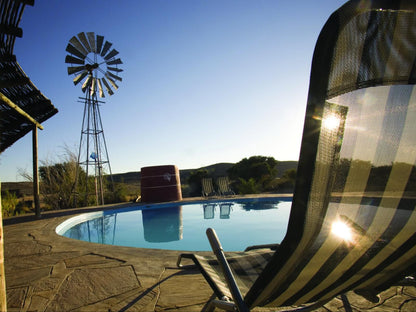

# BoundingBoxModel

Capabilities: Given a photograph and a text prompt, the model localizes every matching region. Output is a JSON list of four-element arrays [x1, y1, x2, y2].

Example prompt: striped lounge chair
[[217, 176, 235, 196], [202, 178, 217, 197], [177, 0, 416, 311]]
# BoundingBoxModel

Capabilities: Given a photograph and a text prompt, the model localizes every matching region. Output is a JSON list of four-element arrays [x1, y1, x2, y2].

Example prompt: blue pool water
[[56, 197, 292, 251]]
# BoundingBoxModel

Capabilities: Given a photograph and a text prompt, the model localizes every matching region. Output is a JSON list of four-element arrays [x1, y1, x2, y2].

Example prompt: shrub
[[1, 190, 19, 218], [237, 178, 261, 194], [104, 183, 128, 203]]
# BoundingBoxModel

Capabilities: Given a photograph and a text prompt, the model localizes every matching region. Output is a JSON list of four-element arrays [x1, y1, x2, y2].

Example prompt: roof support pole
[[0, 183, 7, 312], [0, 92, 43, 218], [32, 125, 40, 218]]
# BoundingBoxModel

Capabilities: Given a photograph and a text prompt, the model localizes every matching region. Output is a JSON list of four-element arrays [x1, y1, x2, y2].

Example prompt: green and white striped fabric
[[217, 176, 235, 196], [202, 178, 216, 197], [189, 249, 274, 300], [247, 0, 416, 308], [180, 1, 416, 311]]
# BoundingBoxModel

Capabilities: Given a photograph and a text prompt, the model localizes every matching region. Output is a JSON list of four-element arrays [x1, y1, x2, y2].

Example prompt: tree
[[228, 156, 279, 194], [228, 156, 278, 182]]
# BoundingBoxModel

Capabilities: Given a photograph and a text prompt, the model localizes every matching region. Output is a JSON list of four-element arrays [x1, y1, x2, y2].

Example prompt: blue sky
[[0, 0, 346, 182]]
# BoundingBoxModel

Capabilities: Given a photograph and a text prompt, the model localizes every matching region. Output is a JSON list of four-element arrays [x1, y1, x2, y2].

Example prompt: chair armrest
[[244, 243, 279, 251], [206, 228, 249, 312]]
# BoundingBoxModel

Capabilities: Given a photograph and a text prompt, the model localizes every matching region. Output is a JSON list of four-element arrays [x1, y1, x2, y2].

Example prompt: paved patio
[[3, 199, 416, 311]]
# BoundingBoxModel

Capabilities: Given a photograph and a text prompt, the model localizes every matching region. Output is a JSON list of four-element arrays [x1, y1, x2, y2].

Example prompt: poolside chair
[[202, 178, 217, 197], [177, 1, 416, 311], [217, 176, 235, 196]]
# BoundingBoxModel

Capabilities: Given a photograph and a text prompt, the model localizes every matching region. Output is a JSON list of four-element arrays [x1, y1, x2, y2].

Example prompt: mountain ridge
[[2, 161, 298, 195], [111, 161, 298, 184]]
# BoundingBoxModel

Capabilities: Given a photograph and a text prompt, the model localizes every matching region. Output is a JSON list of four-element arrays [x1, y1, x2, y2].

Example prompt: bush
[[275, 168, 297, 192], [1, 190, 19, 218], [104, 183, 128, 203], [237, 178, 261, 194]]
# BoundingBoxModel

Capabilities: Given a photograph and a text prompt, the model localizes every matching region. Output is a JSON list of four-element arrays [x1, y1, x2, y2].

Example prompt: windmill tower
[[65, 32, 123, 206]]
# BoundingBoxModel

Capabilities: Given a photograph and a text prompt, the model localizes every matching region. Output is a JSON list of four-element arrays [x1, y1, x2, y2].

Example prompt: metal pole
[[96, 101, 114, 192], [92, 98, 104, 205], [74, 96, 89, 207], [85, 94, 91, 205], [33, 126, 41, 218]]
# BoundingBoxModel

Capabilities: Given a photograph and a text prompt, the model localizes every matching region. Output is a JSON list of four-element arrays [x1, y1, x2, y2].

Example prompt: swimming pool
[[56, 197, 292, 251]]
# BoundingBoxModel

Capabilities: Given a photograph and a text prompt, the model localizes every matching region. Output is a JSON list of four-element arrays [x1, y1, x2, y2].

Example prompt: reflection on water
[[202, 200, 279, 219], [241, 200, 279, 211], [65, 214, 118, 245], [219, 203, 233, 219], [203, 204, 215, 219], [142, 206, 182, 242], [203, 203, 235, 219], [61, 198, 291, 251], [65, 206, 183, 244], [65, 201, 281, 244]]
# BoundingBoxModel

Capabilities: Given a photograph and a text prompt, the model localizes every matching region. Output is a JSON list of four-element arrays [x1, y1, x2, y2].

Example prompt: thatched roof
[[0, 0, 58, 153]]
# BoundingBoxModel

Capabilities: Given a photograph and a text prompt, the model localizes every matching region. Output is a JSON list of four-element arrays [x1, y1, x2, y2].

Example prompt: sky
[[0, 0, 346, 182]]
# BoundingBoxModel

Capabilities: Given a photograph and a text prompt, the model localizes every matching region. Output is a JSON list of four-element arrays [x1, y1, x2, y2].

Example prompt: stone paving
[[3, 200, 416, 311]]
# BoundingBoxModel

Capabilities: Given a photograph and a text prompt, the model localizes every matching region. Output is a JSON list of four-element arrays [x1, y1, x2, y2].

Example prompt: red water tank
[[140, 165, 182, 203]]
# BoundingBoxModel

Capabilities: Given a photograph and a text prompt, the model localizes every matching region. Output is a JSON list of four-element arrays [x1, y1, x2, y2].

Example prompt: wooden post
[[0, 183, 7, 311], [33, 126, 41, 219]]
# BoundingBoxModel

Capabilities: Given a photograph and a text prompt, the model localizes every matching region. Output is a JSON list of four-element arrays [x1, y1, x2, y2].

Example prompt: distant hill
[[111, 171, 141, 184], [1, 182, 33, 196], [2, 161, 298, 195], [111, 161, 298, 184], [275, 161, 298, 177], [110, 163, 235, 184]]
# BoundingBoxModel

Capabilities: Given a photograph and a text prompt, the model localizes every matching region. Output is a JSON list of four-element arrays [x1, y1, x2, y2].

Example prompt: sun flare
[[331, 220, 353, 242], [323, 115, 341, 130]]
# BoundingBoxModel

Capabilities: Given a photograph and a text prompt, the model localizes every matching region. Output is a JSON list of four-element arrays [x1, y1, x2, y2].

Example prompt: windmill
[[65, 32, 123, 206]]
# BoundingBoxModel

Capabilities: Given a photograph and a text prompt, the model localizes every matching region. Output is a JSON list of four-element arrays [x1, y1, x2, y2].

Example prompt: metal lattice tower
[[65, 32, 123, 206]]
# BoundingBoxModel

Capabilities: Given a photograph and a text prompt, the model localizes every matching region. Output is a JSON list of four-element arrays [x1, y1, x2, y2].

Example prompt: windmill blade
[[82, 74, 93, 92], [90, 77, 97, 95], [106, 58, 123, 66], [106, 71, 122, 82], [66, 43, 86, 59], [105, 74, 119, 90], [101, 41, 112, 57], [65, 55, 85, 65], [67, 65, 85, 75], [96, 35, 104, 54], [104, 48, 119, 60], [97, 78, 105, 98], [69, 36, 88, 56], [78, 32, 92, 53], [73, 71, 88, 85], [87, 32, 96, 52], [101, 77, 114, 95], [107, 66, 123, 73]]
